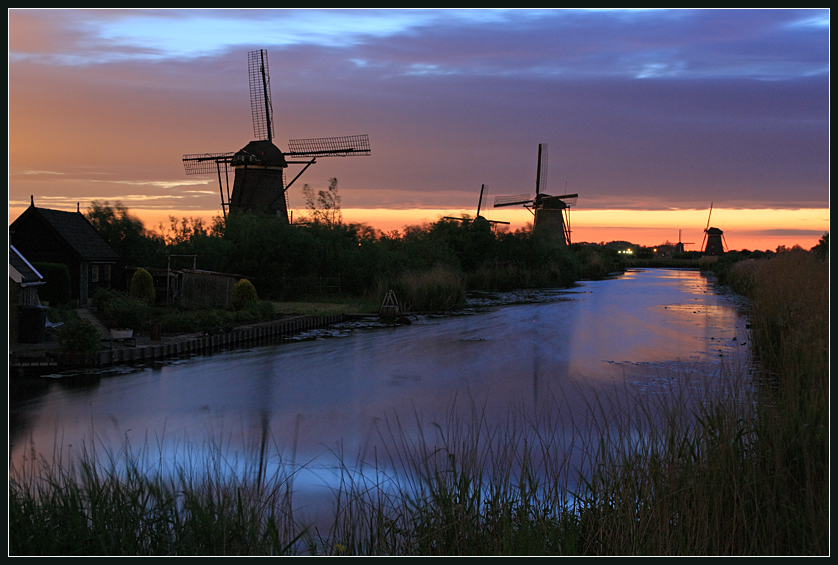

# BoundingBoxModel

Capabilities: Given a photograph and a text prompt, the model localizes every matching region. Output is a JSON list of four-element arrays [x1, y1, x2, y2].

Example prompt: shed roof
[[11, 205, 121, 262]]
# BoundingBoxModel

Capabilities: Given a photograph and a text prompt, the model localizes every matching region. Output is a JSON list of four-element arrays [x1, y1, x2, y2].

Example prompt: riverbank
[[10, 286, 584, 375], [8, 311, 374, 374]]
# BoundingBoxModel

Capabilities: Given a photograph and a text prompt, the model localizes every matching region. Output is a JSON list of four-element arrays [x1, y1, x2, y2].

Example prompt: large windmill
[[493, 143, 577, 245], [443, 184, 510, 229], [701, 203, 728, 256], [182, 49, 370, 221]]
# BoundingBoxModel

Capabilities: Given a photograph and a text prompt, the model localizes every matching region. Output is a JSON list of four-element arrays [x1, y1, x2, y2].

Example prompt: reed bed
[[376, 264, 466, 313], [10, 249, 828, 555]]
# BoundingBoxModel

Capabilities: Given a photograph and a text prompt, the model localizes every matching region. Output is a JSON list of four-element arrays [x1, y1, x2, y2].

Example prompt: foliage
[[129, 268, 156, 305], [380, 264, 466, 313], [301, 177, 342, 227], [232, 278, 259, 311], [810, 231, 828, 260], [93, 288, 153, 331], [57, 315, 101, 356], [32, 261, 71, 306], [86, 201, 166, 269]]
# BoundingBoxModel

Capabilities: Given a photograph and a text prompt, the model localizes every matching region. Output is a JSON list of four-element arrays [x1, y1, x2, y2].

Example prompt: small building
[[9, 244, 46, 344], [10, 198, 121, 306]]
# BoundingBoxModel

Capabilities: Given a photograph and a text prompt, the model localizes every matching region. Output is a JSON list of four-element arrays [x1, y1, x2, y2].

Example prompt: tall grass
[[11, 250, 828, 555], [376, 264, 466, 313], [10, 431, 305, 556]]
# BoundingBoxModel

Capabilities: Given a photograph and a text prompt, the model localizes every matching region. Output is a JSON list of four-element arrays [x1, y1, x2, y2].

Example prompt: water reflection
[[9, 269, 751, 523]]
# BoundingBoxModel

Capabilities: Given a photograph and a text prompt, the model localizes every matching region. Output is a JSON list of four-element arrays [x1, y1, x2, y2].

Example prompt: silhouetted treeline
[[87, 202, 625, 301]]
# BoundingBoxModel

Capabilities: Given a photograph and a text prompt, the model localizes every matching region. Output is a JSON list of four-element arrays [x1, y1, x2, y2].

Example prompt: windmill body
[[229, 139, 290, 220], [182, 49, 369, 221], [493, 144, 577, 246], [703, 227, 726, 256], [700, 204, 727, 256]]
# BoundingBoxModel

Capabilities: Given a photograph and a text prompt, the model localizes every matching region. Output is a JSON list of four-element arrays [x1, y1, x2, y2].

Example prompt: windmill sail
[[287, 134, 371, 158], [249, 49, 274, 143]]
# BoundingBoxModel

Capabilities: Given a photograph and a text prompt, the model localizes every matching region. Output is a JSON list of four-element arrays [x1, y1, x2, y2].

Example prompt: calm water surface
[[9, 268, 751, 517]]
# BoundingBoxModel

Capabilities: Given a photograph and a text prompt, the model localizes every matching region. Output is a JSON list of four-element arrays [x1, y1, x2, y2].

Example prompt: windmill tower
[[701, 203, 728, 256], [182, 49, 371, 221], [493, 144, 577, 245], [443, 184, 510, 229]]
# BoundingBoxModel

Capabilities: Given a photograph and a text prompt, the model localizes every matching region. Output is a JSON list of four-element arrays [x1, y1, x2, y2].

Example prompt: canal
[[9, 268, 752, 524]]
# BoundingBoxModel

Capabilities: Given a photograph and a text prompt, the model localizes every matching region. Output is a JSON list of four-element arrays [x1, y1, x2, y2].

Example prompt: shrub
[[93, 288, 152, 331], [232, 278, 259, 311], [129, 268, 156, 305], [58, 316, 102, 356]]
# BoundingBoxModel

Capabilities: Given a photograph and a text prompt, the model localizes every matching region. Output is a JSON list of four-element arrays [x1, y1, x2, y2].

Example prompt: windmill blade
[[249, 49, 274, 142], [286, 134, 371, 158], [182, 152, 234, 175], [705, 202, 714, 231], [535, 143, 548, 196], [476, 184, 486, 216], [494, 194, 534, 207]]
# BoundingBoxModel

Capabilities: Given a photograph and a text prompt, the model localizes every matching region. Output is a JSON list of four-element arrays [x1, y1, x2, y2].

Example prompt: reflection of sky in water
[[10, 268, 752, 524]]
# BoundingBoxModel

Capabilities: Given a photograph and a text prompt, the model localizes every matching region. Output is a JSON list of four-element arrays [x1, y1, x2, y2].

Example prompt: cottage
[[10, 198, 121, 306]]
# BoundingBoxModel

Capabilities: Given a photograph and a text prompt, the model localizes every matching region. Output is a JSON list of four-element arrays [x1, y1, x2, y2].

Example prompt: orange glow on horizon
[[9, 205, 827, 253]]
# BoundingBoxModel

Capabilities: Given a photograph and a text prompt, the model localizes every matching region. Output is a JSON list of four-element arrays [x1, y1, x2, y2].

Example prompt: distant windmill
[[493, 143, 577, 245], [674, 229, 694, 254], [701, 203, 728, 256], [443, 184, 510, 228], [182, 49, 371, 221]]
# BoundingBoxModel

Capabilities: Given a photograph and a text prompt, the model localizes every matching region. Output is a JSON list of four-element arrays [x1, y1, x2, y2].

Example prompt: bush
[[58, 316, 101, 356], [231, 278, 258, 310], [129, 268, 156, 305], [93, 288, 153, 331]]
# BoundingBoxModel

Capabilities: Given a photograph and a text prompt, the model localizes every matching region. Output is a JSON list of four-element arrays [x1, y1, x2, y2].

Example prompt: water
[[9, 268, 752, 522]]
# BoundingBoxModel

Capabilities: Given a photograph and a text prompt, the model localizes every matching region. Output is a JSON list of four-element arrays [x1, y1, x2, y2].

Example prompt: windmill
[[674, 229, 694, 254], [493, 143, 577, 245], [443, 184, 510, 229], [701, 203, 728, 256], [182, 49, 370, 221]]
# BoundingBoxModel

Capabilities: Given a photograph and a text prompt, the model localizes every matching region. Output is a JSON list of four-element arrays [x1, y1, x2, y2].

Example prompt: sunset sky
[[8, 8, 829, 251]]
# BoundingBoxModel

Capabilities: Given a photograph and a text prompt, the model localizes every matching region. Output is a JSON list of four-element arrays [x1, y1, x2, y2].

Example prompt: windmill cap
[[233, 140, 287, 167]]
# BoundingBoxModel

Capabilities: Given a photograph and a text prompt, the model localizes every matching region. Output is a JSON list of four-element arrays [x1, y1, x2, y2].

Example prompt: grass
[[11, 249, 828, 555], [271, 300, 376, 317]]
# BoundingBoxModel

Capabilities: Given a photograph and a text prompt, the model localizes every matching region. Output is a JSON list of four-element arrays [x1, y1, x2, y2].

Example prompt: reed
[[10, 431, 305, 556], [377, 264, 466, 313]]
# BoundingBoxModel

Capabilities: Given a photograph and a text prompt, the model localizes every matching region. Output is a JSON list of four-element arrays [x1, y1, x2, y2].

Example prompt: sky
[[8, 8, 830, 251]]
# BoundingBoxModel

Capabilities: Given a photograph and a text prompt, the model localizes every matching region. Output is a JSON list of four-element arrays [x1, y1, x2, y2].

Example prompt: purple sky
[[8, 9, 830, 247]]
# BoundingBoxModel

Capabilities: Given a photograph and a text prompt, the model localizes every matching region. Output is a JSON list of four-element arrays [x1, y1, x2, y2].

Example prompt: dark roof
[[9, 244, 44, 285], [12, 205, 121, 261], [232, 140, 288, 167]]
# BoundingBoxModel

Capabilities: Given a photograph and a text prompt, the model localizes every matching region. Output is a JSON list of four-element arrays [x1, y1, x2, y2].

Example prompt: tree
[[302, 177, 342, 228], [811, 232, 828, 261], [86, 201, 165, 268]]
